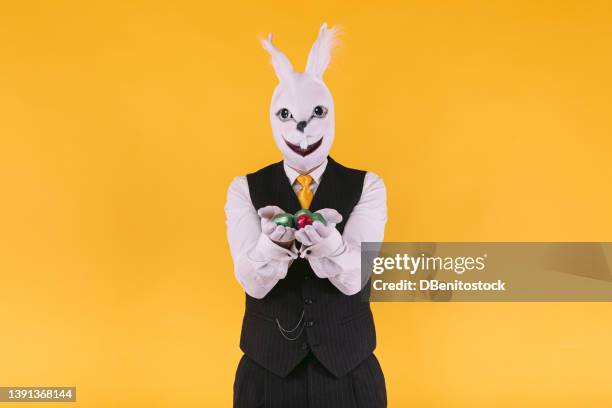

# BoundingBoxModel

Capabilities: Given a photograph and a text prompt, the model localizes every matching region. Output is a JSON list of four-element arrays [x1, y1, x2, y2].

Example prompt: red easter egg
[[296, 214, 313, 229]]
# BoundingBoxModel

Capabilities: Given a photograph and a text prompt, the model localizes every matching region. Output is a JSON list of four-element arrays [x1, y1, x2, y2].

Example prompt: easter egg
[[311, 213, 327, 225], [272, 213, 294, 227], [296, 214, 313, 230], [293, 209, 314, 220]]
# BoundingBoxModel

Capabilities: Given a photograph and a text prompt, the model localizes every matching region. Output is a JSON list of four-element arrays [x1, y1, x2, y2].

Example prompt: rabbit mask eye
[[276, 108, 294, 122], [312, 105, 327, 118]]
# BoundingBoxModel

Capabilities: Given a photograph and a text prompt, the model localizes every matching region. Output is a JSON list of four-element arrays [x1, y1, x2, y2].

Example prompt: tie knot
[[296, 174, 313, 188]]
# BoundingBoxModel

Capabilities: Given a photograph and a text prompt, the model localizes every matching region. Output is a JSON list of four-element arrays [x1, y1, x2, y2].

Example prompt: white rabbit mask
[[262, 23, 337, 173]]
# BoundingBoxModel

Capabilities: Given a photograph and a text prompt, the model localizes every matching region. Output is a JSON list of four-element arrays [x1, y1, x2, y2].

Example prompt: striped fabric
[[234, 353, 386, 408], [235, 158, 386, 406]]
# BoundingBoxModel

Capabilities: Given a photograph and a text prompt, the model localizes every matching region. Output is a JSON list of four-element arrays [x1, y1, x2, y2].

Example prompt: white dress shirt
[[225, 159, 387, 299]]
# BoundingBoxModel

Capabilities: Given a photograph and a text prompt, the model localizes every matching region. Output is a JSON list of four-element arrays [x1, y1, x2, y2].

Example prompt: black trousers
[[233, 353, 386, 408]]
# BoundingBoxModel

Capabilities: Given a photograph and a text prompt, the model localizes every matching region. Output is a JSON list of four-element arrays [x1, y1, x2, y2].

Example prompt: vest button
[[301, 342, 309, 350], [304, 298, 313, 305], [305, 320, 315, 327]]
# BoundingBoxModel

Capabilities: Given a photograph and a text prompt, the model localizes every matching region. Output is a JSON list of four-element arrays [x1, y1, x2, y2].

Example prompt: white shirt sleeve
[[225, 176, 298, 299], [302, 172, 387, 295]]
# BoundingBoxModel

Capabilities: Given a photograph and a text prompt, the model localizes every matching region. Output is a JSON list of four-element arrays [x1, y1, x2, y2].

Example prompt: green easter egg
[[272, 213, 294, 227], [311, 213, 327, 225]]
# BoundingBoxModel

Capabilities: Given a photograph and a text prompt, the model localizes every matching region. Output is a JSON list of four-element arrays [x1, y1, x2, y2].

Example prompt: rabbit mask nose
[[296, 121, 308, 133]]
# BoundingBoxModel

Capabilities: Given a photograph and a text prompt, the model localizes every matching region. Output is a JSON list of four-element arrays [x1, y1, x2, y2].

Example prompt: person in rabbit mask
[[225, 23, 387, 408]]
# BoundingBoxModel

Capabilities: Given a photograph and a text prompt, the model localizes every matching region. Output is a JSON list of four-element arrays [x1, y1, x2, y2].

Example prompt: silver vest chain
[[275, 310, 305, 341]]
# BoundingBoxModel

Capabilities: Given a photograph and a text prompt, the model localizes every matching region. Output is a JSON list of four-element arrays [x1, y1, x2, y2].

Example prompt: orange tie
[[296, 175, 314, 209]]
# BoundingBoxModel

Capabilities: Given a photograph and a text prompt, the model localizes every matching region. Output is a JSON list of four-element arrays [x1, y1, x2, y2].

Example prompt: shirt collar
[[283, 158, 328, 186]]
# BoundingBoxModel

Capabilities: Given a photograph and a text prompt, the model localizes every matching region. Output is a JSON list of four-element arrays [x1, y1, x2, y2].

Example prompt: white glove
[[257, 205, 296, 246], [295, 209, 343, 257]]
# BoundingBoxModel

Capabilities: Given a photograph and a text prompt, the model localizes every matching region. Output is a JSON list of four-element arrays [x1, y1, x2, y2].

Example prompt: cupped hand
[[294, 208, 342, 247], [258, 205, 296, 246]]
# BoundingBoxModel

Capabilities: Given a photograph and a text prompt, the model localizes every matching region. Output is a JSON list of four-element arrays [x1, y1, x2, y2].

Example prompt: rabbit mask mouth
[[283, 136, 323, 157]]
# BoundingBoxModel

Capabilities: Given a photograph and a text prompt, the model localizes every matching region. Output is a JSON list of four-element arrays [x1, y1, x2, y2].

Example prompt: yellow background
[[1, 1, 612, 406]]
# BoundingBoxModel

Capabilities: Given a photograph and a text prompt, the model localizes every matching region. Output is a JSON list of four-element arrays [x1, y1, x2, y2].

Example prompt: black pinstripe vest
[[242, 157, 376, 379]]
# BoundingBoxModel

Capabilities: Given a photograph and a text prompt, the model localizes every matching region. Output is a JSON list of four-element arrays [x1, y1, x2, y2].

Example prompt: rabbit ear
[[261, 33, 294, 82], [305, 23, 338, 79]]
